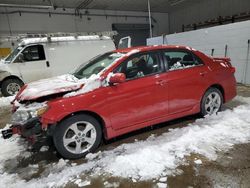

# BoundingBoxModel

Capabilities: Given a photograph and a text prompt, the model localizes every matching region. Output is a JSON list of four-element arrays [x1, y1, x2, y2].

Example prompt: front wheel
[[201, 88, 223, 116], [53, 114, 102, 159], [1, 78, 24, 96]]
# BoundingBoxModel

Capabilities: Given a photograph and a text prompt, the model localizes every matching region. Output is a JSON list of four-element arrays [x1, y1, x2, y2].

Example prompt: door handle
[[200, 71, 207, 76], [46, 61, 50, 67], [156, 80, 167, 86]]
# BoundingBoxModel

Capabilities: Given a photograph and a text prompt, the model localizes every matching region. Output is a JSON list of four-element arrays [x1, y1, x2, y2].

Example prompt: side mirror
[[109, 73, 126, 85]]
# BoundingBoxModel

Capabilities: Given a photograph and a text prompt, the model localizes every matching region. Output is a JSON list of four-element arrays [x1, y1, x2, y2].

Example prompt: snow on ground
[[194, 159, 203, 165], [0, 97, 250, 187], [0, 133, 29, 187], [234, 95, 250, 104], [0, 96, 15, 107]]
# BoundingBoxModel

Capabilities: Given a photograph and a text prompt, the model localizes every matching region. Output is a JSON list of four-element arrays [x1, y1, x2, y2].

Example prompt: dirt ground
[[0, 85, 250, 188]]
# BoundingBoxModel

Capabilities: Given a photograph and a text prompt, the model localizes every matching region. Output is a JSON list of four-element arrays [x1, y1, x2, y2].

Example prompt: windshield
[[73, 52, 124, 79], [5, 46, 23, 63]]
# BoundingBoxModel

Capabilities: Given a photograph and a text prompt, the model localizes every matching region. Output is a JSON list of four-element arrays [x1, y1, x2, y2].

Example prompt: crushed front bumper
[[1, 117, 54, 150], [1, 117, 42, 141]]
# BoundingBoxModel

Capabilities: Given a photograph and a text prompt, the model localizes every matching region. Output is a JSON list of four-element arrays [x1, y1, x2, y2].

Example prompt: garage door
[[112, 23, 150, 47]]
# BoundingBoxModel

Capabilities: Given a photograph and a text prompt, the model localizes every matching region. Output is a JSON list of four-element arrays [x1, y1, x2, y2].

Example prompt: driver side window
[[114, 52, 161, 80], [22, 45, 45, 62]]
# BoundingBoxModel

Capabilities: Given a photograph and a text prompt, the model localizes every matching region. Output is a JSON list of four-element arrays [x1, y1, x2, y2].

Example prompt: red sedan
[[2, 45, 236, 159]]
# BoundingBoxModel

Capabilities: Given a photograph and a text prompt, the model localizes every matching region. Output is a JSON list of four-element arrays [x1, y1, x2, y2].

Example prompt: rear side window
[[164, 51, 202, 71], [22, 45, 45, 61], [114, 52, 161, 80]]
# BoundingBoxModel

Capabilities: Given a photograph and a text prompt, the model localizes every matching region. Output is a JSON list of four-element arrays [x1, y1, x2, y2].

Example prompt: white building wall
[[169, 0, 250, 33], [159, 20, 250, 85]]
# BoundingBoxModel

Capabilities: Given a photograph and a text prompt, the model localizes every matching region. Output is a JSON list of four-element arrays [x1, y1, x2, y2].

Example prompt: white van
[[0, 34, 130, 96]]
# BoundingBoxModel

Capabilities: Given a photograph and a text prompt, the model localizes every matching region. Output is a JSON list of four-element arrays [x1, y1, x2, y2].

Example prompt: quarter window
[[164, 51, 202, 71], [22, 45, 45, 61], [114, 53, 161, 80]]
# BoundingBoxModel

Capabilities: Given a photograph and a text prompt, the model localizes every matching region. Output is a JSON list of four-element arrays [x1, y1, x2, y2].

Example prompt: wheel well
[[59, 111, 106, 137], [0, 76, 24, 88], [207, 84, 225, 103]]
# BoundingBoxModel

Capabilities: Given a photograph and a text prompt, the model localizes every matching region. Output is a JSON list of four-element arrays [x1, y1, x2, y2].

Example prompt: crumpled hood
[[16, 74, 83, 101]]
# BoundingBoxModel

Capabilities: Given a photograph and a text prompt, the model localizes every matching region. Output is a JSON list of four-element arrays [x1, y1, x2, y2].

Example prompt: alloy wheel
[[63, 121, 97, 154], [204, 92, 222, 115]]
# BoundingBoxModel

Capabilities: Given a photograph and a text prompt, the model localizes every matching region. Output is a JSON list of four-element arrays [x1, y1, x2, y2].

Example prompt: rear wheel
[[1, 78, 24, 96], [201, 88, 223, 116], [53, 114, 102, 159]]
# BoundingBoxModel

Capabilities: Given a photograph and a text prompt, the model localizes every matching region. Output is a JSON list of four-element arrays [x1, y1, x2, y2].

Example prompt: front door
[[106, 51, 169, 130], [16, 44, 51, 83]]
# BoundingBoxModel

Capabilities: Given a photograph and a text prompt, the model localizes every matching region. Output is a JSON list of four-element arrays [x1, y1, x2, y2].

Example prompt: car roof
[[113, 45, 196, 53]]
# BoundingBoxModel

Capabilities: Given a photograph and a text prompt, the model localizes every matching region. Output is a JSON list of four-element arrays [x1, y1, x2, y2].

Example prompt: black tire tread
[[1, 78, 24, 97]]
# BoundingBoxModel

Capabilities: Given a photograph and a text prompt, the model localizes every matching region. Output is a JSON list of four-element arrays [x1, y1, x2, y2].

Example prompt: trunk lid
[[212, 57, 235, 73]]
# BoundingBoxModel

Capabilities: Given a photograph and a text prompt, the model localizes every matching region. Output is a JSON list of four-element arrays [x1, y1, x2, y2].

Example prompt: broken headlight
[[11, 105, 48, 124]]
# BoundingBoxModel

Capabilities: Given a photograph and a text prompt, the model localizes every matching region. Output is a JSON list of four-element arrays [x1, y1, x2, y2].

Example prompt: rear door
[[17, 44, 52, 82], [163, 49, 210, 114], [106, 51, 169, 130]]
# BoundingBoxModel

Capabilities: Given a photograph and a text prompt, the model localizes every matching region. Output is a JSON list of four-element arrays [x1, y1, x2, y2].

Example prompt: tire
[[53, 114, 102, 159], [1, 78, 24, 97], [200, 87, 223, 117]]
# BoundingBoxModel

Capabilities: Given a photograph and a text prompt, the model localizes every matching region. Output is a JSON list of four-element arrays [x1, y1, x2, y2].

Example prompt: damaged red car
[[2, 45, 237, 159]]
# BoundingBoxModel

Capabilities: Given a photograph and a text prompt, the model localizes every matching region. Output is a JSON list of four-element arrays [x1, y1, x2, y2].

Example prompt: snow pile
[[159, 177, 167, 182], [157, 182, 168, 188], [0, 97, 249, 187], [0, 133, 28, 187], [169, 62, 196, 71], [103, 181, 120, 188], [103, 102, 250, 179], [64, 74, 102, 98], [74, 179, 91, 187], [0, 96, 15, 107], [234, 95, 250, 104], [54, 96, 250, 182], [194, 159, 202, 165]]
